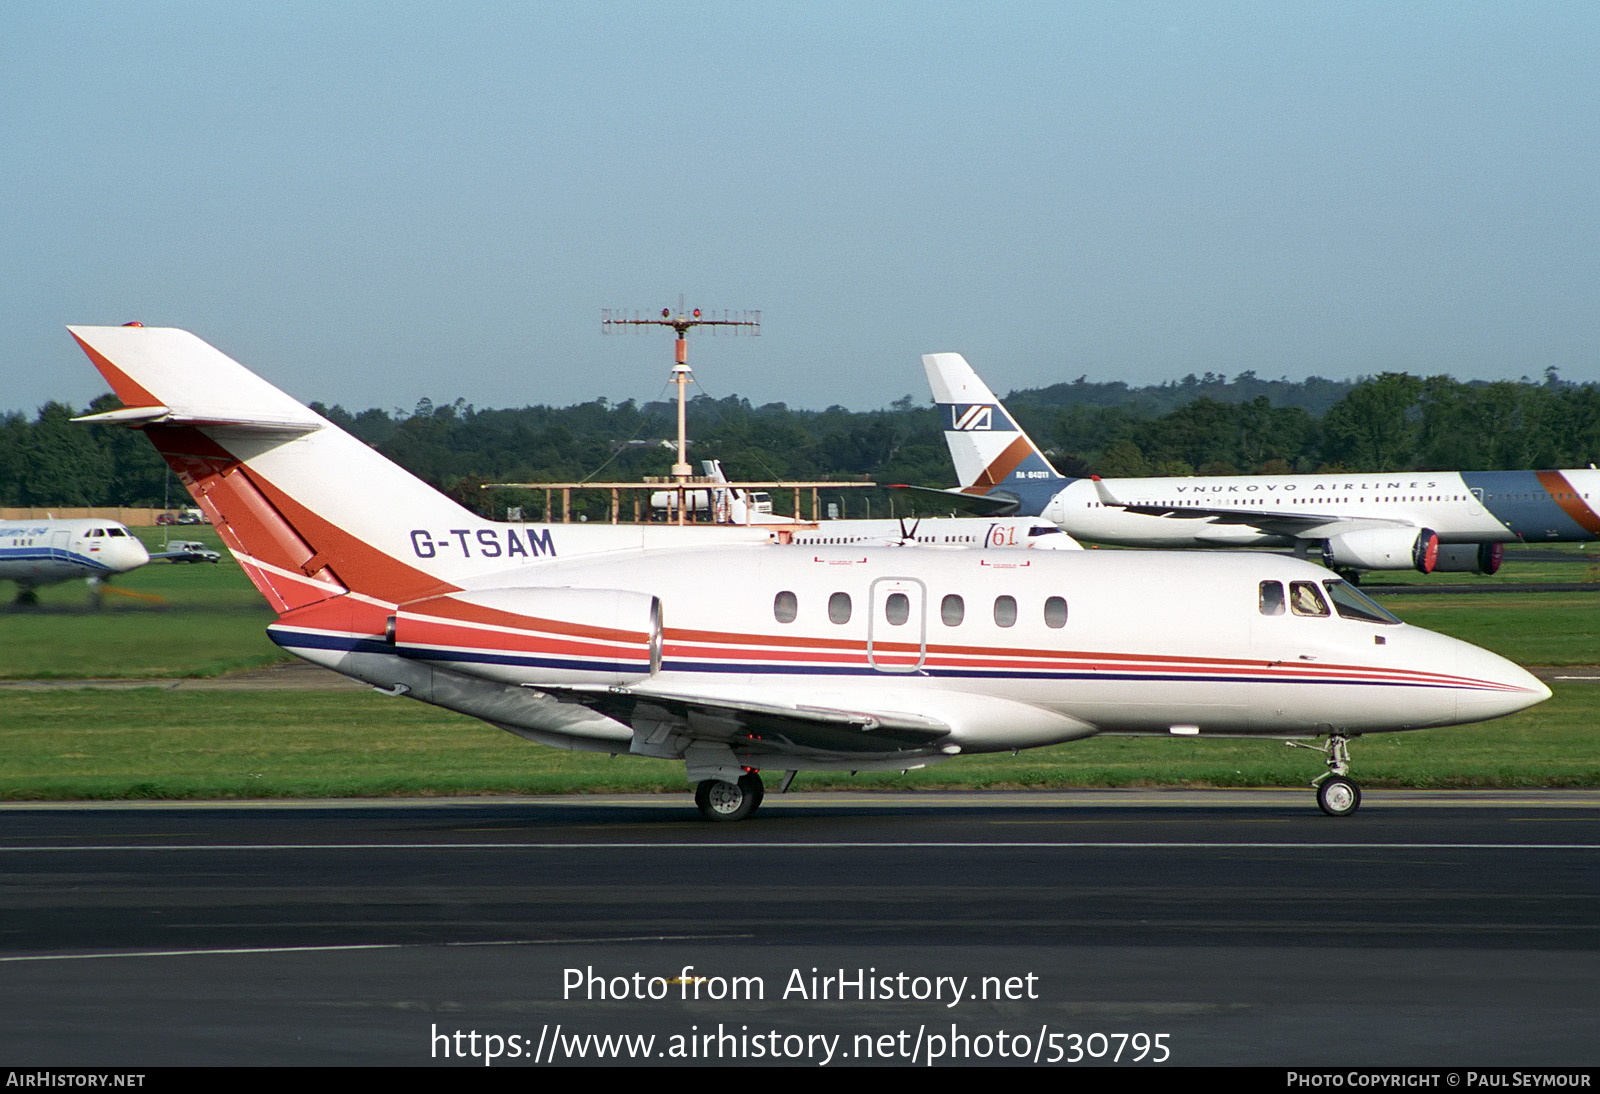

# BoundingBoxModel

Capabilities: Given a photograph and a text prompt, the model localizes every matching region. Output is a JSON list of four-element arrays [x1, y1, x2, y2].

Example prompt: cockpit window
[[107, 527, 126, 537], [1289, 581, 1330, 618], [1324, 580, 1401, 625], [1259, 581, 1285, 616]]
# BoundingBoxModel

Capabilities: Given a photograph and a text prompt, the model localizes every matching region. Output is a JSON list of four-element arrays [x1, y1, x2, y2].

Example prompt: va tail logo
[[949, 404, 996, 431]]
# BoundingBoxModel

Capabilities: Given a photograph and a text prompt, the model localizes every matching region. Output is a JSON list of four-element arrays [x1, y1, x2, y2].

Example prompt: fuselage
[[0, 519, 150, 591], [1044, 468, 1600, 547], [781, 516, 1078, 550], [270, 543, 1547, 767]]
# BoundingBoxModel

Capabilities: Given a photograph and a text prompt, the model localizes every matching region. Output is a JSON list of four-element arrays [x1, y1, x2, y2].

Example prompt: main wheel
[[695, 775, 760, 822], [1317, 775, 1361, 817], [741, 771, 765, 812]]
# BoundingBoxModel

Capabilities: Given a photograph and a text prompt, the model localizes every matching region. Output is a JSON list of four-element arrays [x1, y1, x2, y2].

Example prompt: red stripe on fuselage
[[406, 595, 648, 645], [661, 629, 1520, 692]]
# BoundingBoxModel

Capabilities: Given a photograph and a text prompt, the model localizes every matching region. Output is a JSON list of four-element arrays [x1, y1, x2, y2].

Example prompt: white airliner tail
[[922, 353, 1067, 513]]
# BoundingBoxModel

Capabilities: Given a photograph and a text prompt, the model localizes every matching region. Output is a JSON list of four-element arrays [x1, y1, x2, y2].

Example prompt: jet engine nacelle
[[391, 586, 663, 685], [1322, 527, 1440, 573], [1431, 542, 1504, 575]]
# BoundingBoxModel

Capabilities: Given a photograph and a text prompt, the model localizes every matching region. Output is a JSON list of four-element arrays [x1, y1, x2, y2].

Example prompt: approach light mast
[[602, 301, 761, 484]]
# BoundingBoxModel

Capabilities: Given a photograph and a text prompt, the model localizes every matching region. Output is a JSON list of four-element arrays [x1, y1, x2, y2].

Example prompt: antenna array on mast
[[600, 300, 762, 497]]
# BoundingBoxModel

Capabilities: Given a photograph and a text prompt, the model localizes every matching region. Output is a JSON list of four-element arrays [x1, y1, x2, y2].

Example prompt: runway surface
[[3, 790, 1598, 1067]]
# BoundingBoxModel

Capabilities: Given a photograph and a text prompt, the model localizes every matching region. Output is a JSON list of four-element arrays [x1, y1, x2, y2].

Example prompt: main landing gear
[[1288, 733, 1363, 817], [694, 771, 765, 822]]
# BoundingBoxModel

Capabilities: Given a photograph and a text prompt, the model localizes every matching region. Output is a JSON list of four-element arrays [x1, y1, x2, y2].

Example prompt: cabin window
[[1259, 581, 1285, 616], [828, 591, 852, 624], [993, 595, 1017, 628], [941, 594, 964, 626], [1043, 596, 1068, 628], [885, 592, 910, 626], [1289, 581, 1330, 618], [773, 590, 798, 624], [1324, 580, 1401, 625]]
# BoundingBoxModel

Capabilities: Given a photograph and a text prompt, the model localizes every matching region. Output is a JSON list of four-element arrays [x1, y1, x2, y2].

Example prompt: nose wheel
[[1289, 733, 1363, 816], [1316, 774, 1361, 817], [694, 771, 765, 822]]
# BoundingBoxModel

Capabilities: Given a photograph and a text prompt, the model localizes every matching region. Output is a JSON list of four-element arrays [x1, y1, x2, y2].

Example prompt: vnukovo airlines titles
[[922, 351, 1600, 573], [68, 325, 1549, 820], [0, 518, 150, 601]]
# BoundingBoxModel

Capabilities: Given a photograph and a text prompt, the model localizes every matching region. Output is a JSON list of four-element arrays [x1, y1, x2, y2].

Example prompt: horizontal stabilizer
[[67, 326, 327, 432], [72, 405, 322, 437], [886, 483, 1020, 515]]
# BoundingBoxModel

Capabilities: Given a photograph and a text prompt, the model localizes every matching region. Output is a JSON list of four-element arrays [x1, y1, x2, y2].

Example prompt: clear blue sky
[[5, 2, 1599, 416]]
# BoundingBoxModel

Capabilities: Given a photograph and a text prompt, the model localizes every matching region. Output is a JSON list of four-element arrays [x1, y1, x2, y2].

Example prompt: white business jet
[[69, 326, 1549, 819]]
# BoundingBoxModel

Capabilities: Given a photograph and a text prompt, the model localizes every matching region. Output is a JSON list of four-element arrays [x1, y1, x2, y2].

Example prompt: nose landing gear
[[1288, 734, 1363, 816], [1316, 773, 1362, 817]]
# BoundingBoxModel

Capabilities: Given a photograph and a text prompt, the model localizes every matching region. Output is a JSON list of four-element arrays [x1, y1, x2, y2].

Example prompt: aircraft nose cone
[[121, 539, 150, 571], [1455, 649, 1551, 722]]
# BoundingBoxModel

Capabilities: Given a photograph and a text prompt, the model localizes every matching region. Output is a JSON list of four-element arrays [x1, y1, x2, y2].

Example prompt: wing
[[1089, 477, 1419, 538], [539, 682, 952, 762]]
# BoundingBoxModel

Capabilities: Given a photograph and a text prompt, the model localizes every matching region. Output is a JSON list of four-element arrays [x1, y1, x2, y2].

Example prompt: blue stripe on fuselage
[[0, 547, 114, 573], [267, 630, 1496, 692]]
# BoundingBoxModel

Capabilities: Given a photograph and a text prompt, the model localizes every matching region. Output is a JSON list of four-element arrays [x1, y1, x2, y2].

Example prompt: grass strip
[[1, 684, 1594, 800]]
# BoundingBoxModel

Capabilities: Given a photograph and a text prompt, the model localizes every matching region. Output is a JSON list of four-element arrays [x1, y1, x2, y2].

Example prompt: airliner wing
[[1089, 478, 1419, 536]]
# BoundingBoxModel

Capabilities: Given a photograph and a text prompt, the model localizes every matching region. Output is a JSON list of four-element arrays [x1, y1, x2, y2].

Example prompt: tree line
[[4, 370, 1598, 518]]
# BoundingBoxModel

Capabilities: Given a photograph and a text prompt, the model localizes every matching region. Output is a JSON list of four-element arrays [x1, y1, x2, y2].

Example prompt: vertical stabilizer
[[922, 353, 1066, 507], [67, 326, 492, 609]]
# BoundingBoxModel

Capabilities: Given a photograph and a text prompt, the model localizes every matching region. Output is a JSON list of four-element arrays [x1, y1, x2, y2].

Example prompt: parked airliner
[[920, 353, 1600, 575], [658, 458, 1077, 549], [69, 325, 1549, 819], [0, 518, 150, 603]]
